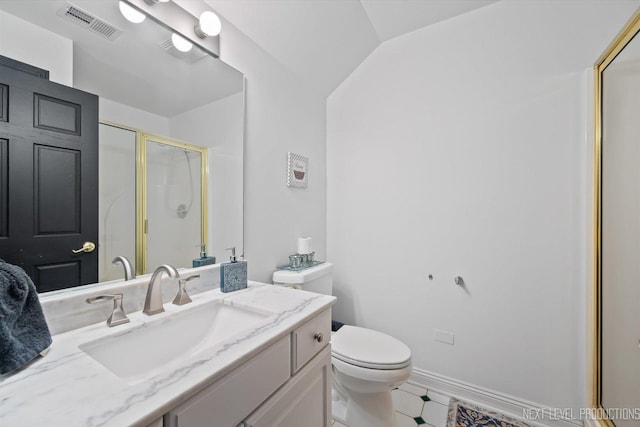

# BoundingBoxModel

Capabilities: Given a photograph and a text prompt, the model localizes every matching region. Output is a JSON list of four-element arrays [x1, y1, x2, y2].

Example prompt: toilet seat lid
[[331, 326, 411, 370]]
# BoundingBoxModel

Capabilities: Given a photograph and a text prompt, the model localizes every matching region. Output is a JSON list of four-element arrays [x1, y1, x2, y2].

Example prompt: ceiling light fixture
[[119, 1, 146, 23], [118, 0, 220, 57], [194, 11, 221, 38], [171, 33, 193, 52]]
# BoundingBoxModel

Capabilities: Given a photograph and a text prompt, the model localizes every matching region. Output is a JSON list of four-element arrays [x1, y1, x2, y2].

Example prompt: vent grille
[[57, 2, 122, 41], [90, 20, 119, 39], [159, 38, 208, 64], [65, 5, 93, 25], [159, 39, 174, 51]]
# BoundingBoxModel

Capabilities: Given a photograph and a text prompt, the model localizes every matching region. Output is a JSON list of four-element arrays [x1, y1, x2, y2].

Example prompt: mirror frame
[[592, 8, 640, 425]]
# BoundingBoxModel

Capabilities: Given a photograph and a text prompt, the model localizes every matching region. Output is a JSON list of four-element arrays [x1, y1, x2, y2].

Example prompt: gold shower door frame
[[592, 8, 640, 426]]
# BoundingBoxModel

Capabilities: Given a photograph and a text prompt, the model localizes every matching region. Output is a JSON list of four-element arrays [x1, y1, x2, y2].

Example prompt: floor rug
[[447, 398, 532, 427]]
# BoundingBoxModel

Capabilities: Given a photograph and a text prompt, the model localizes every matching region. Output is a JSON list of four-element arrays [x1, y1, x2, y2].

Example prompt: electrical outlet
[[434, 329, 455, 345]]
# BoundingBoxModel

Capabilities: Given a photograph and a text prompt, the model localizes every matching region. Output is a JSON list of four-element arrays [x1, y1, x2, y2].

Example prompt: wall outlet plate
[[434, 329, 455, 345]]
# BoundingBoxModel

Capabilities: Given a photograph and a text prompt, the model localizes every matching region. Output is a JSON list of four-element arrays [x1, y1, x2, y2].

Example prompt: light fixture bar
[[122, 0, 219, 58]]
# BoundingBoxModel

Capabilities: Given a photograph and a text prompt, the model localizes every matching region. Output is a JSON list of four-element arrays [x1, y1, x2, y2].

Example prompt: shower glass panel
[[98, 124, 136, 282], [145, 139, 204, 272]]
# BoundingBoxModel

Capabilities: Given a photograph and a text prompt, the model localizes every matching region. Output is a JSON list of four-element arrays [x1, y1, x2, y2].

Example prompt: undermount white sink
[[79, 301, 270, 380]]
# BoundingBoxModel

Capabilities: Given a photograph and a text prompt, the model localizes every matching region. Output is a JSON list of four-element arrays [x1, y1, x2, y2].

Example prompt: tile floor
[[331, 382, 451, 427]]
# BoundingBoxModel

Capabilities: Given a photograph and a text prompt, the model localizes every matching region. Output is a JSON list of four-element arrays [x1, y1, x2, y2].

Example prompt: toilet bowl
[[272, 263, 412, 427], [331, 325, 411, 427]]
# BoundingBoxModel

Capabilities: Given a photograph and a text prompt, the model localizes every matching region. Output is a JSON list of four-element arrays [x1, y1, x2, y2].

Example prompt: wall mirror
[[0, 0, 244, 292], [594, 8, 640, 427]]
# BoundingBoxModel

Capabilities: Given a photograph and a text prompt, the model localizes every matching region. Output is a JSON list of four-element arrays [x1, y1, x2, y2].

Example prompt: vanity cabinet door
[[146, 418, 163, 427], [164, 336, 290, 427], [243, 345, 331, 427], [292, 309, 331, 373]]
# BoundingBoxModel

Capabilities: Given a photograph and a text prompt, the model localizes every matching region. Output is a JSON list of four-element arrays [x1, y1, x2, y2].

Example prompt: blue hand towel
[[0, 260, 52, 375]]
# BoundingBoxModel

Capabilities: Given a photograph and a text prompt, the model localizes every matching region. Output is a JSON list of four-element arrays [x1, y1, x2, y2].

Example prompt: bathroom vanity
[[0, 282, 335, 427]]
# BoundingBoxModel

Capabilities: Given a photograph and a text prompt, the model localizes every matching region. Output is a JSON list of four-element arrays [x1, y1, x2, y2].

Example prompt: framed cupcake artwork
[[287, 152, 308, 189]]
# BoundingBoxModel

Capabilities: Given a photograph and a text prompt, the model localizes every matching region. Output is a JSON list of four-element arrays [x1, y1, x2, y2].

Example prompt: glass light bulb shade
[[198, 11, 221, 36], [119, 1, 146, 24], [171, 33, 193, 52]]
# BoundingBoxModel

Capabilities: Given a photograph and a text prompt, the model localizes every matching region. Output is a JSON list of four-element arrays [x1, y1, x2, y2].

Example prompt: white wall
[[174, 0, 328, 282], [210, 9, 328, 281], [327, 0, 639, 413], [0, 10, 72, 86], [99, 97, 171, 137]]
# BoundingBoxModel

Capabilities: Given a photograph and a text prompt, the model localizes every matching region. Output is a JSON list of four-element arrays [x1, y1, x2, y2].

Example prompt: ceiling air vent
[[159, 38, 208, 64], [56, 2, 122, 41]]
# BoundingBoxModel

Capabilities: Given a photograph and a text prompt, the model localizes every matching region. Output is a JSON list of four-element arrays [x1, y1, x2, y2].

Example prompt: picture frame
[[287, 152, 308, 188]]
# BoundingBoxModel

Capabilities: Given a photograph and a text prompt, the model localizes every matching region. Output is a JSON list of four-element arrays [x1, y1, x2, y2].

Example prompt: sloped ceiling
[[204, 0, 501, 96], [360, 0, 500, 41]]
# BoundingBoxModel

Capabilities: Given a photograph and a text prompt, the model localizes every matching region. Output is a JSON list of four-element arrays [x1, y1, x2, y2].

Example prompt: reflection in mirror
[[0, 0, 244, 293], [99, 124, 136, 282], [145, 137, 205, 275], [596, 10, 640, 427], [98, 123, 208, 281]]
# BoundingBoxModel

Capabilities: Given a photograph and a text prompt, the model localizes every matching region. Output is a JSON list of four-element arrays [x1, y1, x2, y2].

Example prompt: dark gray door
[[0, 64, 99, 292]]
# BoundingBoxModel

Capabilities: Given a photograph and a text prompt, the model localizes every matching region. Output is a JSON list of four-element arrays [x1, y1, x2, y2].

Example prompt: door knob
[[72, 241, 96, 254]]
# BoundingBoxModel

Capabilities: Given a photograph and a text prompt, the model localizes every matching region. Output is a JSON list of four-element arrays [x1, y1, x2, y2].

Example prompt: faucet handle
[[86, 294, 130, 327], [173, 274, 200, 306]]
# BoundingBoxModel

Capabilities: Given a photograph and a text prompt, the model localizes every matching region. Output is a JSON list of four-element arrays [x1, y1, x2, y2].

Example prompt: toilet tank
[[272, 262, 333, 295]]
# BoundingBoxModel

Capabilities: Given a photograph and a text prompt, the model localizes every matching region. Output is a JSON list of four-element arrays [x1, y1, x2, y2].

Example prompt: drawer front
[[292, 309, 331, 373], [164, 335, 291, 427]]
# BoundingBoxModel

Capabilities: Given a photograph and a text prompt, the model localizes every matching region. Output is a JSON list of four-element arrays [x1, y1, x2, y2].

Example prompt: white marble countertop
[[0, 282, 335, 427]]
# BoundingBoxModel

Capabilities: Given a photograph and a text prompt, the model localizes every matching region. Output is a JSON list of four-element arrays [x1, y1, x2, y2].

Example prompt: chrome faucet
[[143, 265, 180, 315], [112, 256, 135, 281]]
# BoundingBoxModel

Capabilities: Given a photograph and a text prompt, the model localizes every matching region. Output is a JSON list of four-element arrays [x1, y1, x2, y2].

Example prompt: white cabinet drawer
[[292, 309, 331, 373], [164, 335, 291, 427]]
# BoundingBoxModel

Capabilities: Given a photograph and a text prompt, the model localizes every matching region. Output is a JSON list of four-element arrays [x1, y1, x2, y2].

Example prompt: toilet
[[273, 263, 412, 427]]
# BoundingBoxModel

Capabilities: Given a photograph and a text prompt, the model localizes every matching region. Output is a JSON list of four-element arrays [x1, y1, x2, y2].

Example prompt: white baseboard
[[410, 368, 584, 427]]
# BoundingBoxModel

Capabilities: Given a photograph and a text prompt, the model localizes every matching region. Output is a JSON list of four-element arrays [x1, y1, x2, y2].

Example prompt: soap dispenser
[[220, 247, 247, 293], [193, 244, 216, 267]]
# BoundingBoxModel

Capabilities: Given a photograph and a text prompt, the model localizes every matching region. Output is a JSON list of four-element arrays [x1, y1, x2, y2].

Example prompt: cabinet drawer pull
[[314, 333, 324, 343]]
